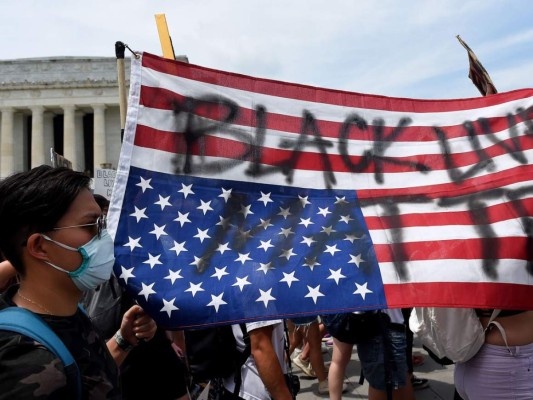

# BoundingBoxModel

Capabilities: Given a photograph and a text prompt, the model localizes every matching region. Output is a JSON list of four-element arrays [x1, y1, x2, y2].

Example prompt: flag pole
[[115, 41, 128, 142], [456, 35, 497, 96], [155, 14, 176, 60]]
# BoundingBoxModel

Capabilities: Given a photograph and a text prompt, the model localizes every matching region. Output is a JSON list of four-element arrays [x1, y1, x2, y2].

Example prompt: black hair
[[0, 165, 91, 275], [93, 194, 110, 212]]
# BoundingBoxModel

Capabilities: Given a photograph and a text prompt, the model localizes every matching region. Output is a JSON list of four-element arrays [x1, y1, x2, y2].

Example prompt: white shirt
[[223, 319, 287, 400]]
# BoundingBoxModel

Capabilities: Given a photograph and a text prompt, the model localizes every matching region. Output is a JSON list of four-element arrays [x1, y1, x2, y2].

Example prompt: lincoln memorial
[[0, 57, 130, 178]]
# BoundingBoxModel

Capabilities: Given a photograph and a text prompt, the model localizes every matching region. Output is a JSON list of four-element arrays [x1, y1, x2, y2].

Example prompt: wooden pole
[[155, 14, 176, 60], [115, 41, 127, 142]]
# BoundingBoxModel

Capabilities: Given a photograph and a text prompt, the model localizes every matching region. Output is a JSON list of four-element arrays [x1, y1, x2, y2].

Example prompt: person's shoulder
[[0, 328, 61, 363], [0, 330, 66, 398]]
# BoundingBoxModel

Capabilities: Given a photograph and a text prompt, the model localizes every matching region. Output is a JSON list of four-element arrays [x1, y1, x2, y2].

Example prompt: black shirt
[[0, 285, 120, 399]]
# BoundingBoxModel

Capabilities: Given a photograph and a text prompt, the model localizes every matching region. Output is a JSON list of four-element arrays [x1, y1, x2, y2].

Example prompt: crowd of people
[[0, 165, 532, 399]]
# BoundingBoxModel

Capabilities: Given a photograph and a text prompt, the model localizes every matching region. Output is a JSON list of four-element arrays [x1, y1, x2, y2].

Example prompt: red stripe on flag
[[139, 85, 533, 143], [384, 282, 533, 309], [133, 124, 533, 176], [141, 52, 531, 113], [365, 198, 533, 229], [373, 237, 529, 263]]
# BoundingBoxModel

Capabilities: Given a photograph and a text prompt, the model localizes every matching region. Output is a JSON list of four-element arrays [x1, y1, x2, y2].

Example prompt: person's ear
[[25, 233, 51, 262]]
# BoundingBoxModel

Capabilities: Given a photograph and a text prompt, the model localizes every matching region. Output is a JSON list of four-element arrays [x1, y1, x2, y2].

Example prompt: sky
[[2, 0, 533, 99]]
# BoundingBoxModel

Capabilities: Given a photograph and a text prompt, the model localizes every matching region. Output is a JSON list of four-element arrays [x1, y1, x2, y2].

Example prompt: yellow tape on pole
[[155, 14, 176, 60]]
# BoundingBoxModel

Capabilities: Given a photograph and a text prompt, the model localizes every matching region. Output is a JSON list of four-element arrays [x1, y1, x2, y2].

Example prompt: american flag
[[457, 35, 498, 96], [108, 52, 533, 329]]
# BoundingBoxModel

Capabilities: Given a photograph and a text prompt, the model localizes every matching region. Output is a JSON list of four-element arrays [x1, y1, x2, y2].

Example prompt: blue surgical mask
[[41, 230, 115, 291]]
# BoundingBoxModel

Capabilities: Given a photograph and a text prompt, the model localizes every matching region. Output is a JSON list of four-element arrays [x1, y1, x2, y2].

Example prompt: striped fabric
[[109, 52, 533, 328]]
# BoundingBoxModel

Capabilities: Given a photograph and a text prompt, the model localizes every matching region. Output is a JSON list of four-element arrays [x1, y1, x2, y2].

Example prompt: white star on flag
[[327, 268, 346, 285], [138, 282, 156, 300], [321, 225, 336, 235], [280, 271, 299, 288], [211, 267, 229, 280], [335, 196, 348, 204], [348, 253, 365, 268], [235, 252, 252, 264], [354, 282, 373, 300], [258, 192, 274, 206], [154, 195, 172, 210], [178, 183, 194, 198], [143, 253, 162, 269], [174, 211, 191, 227], [169, 241, 187, 256], [239, 204, 254, 218], [218, 187, 232, 202], [257, 262, 274, 274], [278, 207, 291, 219], [215, 242, 231, 254], [324, 244, 341, 256], [185, 282, 204, 297], [305, 285, 325, 304], [279, 227, 294, 238], [343, 234, 361, 243], [258, 239, 275, 252], [340, 214, 354, 224], [280, 248, 297, 260], [149, 224, 167, 240], [197, 200, 213, 215], [189, 256, 207, 270], [194, 228, 211, 243], [119, 266, 135, 284], [207, 293, 227, 312], [216, 216, 231, 229], [317, 207, 331, 217], [232, 276, 251, 291], [299, 195, 311, 208], [136, 177, 153, 192], [123, 236, 142, 251], [256, 288, 276, 307], [258, 218, 274, 230], [300, 236, 316, 247], [299, 218, 314, 228], [165, 269, 183, 284], [160, 298, 179, 317], [130, 206, 148, 222], [303, 257, 320, 271]]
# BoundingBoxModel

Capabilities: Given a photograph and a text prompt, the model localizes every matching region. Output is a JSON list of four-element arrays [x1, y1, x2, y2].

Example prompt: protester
[[223, 319, 295, 400], [454, 309, 533, 399], [401, 308, 429, 390], [0, 165, 157, 398], [81, 193, 189, 400], [288, 319, 316, 378], [289, 316, 335, 395], [326, 309, 415, 400]]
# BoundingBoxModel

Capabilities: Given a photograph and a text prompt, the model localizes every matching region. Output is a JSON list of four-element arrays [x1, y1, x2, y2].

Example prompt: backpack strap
[[0, 307, 82, 399], [232, 323, 250, 395]]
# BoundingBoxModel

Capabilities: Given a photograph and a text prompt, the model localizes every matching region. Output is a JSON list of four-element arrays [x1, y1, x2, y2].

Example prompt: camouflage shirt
[[0, 285, 120, 399]]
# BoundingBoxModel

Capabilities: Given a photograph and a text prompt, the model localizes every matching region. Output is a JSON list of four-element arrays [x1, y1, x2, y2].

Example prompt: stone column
[[0, 107, 15, 178], [62, 105, 78, 170], [92, 104, 107, 169], [43, 112, 54, 165], [74, 110, 85, 172], [31, 105, 45, 168]]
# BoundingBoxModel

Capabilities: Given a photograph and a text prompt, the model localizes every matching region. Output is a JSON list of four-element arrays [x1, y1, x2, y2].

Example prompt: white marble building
[[0, 57, 130, 178]]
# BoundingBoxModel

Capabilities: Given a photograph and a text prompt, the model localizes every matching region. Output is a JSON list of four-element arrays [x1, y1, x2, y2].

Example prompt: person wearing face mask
[[0, 165, 157, 399]]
